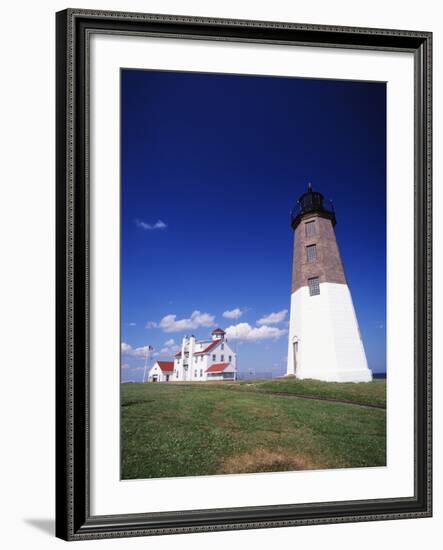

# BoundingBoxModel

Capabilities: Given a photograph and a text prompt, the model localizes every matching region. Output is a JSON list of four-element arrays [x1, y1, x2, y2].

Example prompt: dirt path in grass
[[224, 387, 387, 410]]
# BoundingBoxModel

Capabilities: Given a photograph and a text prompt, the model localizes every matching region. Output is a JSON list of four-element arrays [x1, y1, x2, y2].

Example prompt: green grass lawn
[[121, 380, 386, 480], [231, 378, 387, 407]]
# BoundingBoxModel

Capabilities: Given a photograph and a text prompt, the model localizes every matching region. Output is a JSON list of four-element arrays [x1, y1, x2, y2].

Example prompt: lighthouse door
[[293, 341, 298, 375]]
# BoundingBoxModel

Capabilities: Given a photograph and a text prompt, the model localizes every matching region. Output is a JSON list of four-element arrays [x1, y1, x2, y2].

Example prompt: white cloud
[[128, 322, 136, 326], [225, 322, 287, 342], [256, 309, 288, 326], [121, 342, 153, 358], [145, 321, 158, 329], [158, 339, 180, 357], [132, 346, 152, 357], [135, 219, 167, 230], [122, 339, 180, 361], [158, 310, 215, 333], [223, 308, 243, 319]]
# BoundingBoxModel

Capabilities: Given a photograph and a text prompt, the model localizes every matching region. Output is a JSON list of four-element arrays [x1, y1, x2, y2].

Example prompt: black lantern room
[[290, 183, 336, 229]]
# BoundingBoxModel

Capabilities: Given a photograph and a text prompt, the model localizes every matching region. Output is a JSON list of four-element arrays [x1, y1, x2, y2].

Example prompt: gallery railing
[[290, 195, 336, 228]]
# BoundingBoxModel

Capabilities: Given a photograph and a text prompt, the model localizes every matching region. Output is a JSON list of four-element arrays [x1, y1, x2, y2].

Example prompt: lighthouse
[[286, 184, 372, 382]]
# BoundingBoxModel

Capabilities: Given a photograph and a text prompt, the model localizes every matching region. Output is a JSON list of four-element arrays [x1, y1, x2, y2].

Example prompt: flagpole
[[143, 347, 149, 383]]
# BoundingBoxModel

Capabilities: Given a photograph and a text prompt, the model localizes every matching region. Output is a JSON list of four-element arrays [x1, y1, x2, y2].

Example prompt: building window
[[306, 244, 317, 263], [228, 355, 232, 362], [308, 276, 320, 296], [212, 354, 216, 361], [305, 220, 316, 237], [200, 355, 203, 361], [221, 354, 224, 362], [194, 369, 197, 377], [221, 343, 224, 350], [200, 369, 203, 377]]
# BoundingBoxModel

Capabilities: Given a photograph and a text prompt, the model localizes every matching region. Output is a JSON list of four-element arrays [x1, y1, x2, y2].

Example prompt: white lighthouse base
[[286, 282, 372, 382]]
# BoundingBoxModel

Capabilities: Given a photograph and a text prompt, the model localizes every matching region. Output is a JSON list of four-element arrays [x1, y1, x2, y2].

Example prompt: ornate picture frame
[[55, 8, 432, 541]]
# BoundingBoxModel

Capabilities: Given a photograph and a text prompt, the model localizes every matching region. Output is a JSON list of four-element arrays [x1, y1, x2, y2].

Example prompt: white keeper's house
[[148, 328, 237, 382], [147, 361, 174, 383]]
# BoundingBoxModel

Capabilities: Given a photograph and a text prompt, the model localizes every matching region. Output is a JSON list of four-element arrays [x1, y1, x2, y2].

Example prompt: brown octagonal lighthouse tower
[[286, 184, 372, 382]]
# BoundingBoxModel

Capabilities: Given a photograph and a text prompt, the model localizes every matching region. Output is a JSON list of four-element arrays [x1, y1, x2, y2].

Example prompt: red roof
[[211, 328, 226, 334], [174, 351, 182, 358], [157, 361, 174, 372], [206, 362, 230, 373], [194, 340, 221, 355]]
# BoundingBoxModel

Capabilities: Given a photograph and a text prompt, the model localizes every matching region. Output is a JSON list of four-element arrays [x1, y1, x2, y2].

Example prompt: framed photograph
[[55, 9, 432, 540]]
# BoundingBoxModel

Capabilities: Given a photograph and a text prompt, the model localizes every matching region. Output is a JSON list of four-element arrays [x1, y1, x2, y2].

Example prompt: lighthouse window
[[306, 244, 317, 262], [308, 276, 320, 296], [305, 220, 316, 236]]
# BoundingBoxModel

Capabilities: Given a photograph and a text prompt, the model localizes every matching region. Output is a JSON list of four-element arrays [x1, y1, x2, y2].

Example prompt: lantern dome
[[290, 183, 336, 229]]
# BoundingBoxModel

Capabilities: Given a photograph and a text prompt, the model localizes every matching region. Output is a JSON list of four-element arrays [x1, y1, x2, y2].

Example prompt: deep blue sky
[[120, 69, 386, 381]]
